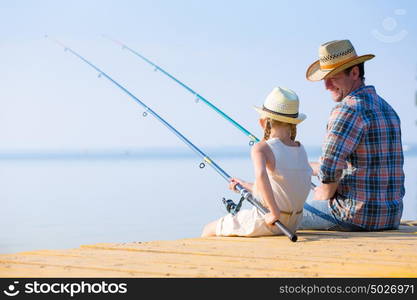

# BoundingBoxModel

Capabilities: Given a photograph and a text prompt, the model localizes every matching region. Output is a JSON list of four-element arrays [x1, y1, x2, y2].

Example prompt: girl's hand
[[264, 212, 280, 226], [228, 178, 245, 192]]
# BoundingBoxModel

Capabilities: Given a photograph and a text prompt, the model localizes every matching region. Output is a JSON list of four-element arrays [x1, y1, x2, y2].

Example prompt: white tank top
[[253, 138, 312, 230]]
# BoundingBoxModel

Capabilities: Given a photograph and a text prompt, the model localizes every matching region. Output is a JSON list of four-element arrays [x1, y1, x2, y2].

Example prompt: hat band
[[262, 106, 299, 118], [320, 55, 358, 70]]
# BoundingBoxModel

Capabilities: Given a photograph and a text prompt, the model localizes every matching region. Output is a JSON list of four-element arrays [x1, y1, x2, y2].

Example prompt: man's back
[[325, 85, 405, 230]]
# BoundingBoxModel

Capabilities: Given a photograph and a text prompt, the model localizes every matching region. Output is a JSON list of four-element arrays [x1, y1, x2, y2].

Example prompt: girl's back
[[254, 138, 312, 231]]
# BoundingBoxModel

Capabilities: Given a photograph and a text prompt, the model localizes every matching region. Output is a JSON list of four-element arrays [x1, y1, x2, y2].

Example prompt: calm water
[[1, 147, 416, 254]]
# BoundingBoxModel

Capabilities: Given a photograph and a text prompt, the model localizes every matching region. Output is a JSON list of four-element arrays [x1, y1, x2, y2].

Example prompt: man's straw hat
[[254, 87, 306, 124], [306, 40, 375, 81]]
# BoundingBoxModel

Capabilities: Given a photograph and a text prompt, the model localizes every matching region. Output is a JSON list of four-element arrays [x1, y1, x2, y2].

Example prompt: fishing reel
[[222, 196, 245, 216]]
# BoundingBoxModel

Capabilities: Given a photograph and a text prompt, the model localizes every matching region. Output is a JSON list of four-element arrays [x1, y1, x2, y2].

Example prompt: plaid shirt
[[319, 85, 404, 230]]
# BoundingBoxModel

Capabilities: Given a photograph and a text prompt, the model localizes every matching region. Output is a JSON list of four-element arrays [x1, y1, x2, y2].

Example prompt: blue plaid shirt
[[319, 85, 405, 230]]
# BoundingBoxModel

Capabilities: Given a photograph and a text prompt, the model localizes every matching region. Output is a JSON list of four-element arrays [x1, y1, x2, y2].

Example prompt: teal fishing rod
[[47, 36, 298, 242], [103, 35, 259, 146], [104, 37, 327, 223]]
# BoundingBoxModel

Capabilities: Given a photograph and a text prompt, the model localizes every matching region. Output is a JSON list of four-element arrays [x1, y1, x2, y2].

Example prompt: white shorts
[[216, 207, 282, 237]]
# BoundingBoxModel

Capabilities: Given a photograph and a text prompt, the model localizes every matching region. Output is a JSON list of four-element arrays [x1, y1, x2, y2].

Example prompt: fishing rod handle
[[273, 220, 298, 242], [255, 200, 298, 243], [234, 183, 298, 242]]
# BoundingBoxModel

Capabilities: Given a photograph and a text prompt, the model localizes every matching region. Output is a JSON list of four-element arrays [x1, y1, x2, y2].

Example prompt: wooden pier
[[1, 221, 416, 277]]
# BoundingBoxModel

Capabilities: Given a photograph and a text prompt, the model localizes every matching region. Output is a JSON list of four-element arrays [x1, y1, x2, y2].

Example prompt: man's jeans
[[298, 199, 364, 231]]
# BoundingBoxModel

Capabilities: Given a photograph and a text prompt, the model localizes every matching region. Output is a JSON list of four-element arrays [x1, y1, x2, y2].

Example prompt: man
[[298, 40, 405, 231]]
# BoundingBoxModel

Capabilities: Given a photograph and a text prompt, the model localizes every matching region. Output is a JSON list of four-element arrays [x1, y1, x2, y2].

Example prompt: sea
[[1, 146, 416, 254]]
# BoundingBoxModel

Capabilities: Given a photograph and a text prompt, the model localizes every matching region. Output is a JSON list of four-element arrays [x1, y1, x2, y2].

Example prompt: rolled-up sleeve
[[320, 104, 365, 183]]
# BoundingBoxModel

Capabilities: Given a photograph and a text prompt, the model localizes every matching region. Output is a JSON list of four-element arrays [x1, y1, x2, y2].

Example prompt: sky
[[1, 0, 416, 152]]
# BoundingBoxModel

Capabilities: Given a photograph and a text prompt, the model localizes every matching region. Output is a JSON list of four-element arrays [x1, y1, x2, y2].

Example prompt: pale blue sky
[[1, 0, 416, 151]]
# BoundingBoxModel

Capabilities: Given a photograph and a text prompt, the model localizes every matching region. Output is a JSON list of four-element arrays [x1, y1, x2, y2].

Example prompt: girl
[[201, 87, 312, 237]]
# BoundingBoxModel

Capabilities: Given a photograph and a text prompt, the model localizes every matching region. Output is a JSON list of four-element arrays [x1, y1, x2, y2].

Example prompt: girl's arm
[[251, 142, 280, 224]]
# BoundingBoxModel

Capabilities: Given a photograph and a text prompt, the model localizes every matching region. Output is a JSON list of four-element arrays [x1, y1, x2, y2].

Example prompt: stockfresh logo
[[3, 281, 20, 297], [371, 8, 408, 43]]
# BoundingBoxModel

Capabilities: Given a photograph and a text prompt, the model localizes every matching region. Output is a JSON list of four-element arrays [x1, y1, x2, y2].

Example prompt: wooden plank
[[1, 226, 416, 277], [1, 248, 415, 277]]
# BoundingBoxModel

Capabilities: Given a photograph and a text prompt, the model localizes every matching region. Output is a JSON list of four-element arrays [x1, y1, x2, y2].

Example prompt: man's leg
[[298, 199, 339, 230]]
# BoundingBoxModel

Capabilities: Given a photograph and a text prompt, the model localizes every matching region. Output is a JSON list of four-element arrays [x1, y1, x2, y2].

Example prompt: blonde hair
[[263, 118, 297, 141]]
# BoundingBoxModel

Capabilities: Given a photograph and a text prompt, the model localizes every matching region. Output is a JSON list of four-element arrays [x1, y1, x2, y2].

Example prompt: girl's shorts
[[216, 207, 282, 237]]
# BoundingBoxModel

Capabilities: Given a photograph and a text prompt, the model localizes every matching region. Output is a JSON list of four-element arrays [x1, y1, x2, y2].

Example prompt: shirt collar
[[348, 85, 376, 97]]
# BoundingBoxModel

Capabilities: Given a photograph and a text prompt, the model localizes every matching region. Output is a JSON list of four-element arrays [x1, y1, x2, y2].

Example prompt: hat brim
[[254, 106, 306, 124], [306, 54, 375, 81]]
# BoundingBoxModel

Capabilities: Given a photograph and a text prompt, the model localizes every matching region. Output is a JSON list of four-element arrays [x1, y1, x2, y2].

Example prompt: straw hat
[[254, 87, 306, 124], [306, 40, 375, 81]]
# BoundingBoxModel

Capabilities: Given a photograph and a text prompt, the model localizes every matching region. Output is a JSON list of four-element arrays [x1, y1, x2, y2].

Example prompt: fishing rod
[[103, 35, 259, 146], [47, 36, 298, 242], [103, 37, 331, 226], [104, 37, 320, 193]]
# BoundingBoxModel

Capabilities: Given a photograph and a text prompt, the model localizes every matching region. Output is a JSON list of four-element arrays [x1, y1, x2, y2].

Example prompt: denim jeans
[[298, 199, 364, 231]]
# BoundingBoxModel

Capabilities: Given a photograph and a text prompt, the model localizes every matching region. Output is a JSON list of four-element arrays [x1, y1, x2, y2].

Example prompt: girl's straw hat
[[306, 40, 374, 81], [254, 87, 306, 124]]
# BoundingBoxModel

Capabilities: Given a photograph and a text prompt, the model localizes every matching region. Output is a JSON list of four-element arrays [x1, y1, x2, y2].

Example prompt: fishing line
[[103, 35, 258, 146], [47, 36, 298, 242], [104, 36, 333, 223]]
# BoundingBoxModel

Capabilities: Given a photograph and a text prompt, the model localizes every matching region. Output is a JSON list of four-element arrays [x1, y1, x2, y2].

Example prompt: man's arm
[[316, 105, 364, 200], [309, 162, 320, 176], [310, 161, 339, 199], [314, 182, 339, 200]]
